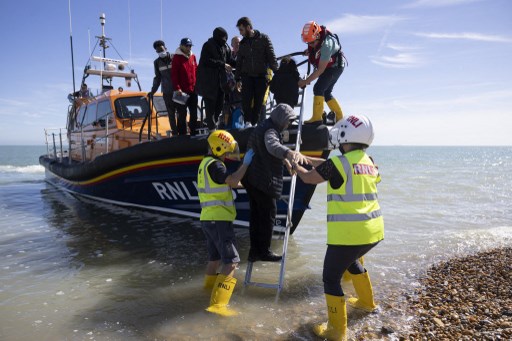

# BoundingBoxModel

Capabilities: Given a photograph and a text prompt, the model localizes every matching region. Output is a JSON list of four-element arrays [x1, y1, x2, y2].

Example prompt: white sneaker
[[244, 122, 252, 128]]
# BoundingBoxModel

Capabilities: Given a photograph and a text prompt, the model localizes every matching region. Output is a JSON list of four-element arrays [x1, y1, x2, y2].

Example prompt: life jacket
[[326, 150, 384, 245], [308, 26, 346, 69], [197, 157, 236, 221]]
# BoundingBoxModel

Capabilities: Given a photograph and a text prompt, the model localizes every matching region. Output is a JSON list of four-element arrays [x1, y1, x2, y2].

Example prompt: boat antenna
[[100, 13, 106, 58], [99, 13, 107, 88], [68, 0, 76, 96], [128, 0, 132, 62]]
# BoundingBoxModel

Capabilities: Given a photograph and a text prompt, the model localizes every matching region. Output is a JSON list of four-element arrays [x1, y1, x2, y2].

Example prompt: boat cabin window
[[97, 101, 113, 120], [76, 105, 87, 128], [76, 103, 98, 127], [114, 97, 149, 119], [83, 103, 97, 126], [96, 100, 113, 127]]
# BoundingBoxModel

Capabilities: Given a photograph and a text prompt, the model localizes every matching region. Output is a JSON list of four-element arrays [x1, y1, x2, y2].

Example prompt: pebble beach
[[405, 247, 512, 340]]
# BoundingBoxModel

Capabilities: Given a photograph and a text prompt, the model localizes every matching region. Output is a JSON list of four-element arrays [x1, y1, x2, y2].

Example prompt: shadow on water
[[39, 184, 415, 340], [39, 184, 325, 340]]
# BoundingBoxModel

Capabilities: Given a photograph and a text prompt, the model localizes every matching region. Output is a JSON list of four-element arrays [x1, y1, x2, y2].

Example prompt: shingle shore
[[405, 247, 512, 340]]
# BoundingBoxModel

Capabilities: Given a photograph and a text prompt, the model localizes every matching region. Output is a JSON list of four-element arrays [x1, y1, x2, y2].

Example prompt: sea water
[[0, 145, 511, 340]]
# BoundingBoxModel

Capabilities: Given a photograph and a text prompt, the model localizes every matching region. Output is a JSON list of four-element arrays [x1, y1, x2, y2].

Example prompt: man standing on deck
[[149, 40, 178, 135], [171, 38, 198, 135], [235, 17, 278, 126], [298, 21, 346, 124], [198, 130, 254, 316]]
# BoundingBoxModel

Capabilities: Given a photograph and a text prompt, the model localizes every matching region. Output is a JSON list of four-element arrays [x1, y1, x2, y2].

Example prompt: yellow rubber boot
[[203, 274, 217, 290], [313, 294, 347, 341], [206, 274, 238, 317], [305, 96, 324, 124], [326, 98, 344, 122], [347, 271, 378, 312]]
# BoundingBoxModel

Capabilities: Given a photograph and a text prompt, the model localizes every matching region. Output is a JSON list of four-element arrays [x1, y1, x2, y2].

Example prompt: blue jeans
[[313, 66, 344, 101]]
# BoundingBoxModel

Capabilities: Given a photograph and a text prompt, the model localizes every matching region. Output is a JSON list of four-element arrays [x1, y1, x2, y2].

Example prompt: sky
[[0, 0, 511, 145]]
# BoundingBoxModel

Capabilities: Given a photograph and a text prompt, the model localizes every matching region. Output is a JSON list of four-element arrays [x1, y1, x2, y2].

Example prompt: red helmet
[[301, 21, 321, 43]]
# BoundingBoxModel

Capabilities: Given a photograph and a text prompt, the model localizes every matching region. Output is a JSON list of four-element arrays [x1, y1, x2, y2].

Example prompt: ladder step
[[245, 281, 281, 289], [273, 225, 287, 233]]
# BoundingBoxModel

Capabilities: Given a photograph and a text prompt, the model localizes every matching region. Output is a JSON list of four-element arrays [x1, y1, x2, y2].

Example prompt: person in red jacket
[[171, 38, 198, 135]]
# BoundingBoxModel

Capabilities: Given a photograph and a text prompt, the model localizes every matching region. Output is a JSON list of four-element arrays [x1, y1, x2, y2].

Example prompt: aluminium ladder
[[243, 85, 307, 299]]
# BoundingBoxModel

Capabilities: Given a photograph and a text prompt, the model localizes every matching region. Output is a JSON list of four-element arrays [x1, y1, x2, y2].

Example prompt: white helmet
[[328, 114, 374, 149]]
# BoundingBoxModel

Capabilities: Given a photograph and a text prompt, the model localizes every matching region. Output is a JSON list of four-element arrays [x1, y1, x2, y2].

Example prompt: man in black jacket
[[150, 40, 177, 135], [243, 104, 309, 262], [235, 17, 278, 126], [196, 27, 236, 130]]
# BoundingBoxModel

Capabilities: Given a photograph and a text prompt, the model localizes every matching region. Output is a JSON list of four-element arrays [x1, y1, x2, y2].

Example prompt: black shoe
[[259, 251, 282, 262], [247, 250, 260, 262]]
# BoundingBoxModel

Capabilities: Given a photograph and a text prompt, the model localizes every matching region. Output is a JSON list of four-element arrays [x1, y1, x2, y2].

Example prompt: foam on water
[[0, 165, 45, 174]]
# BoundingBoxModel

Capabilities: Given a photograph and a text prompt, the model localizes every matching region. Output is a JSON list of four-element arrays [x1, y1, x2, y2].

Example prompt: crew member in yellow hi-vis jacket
[[293, 114, 384, 340], [198, 130, 254, 317]]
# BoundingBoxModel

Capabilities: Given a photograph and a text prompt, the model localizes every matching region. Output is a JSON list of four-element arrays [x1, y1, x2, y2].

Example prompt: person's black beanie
[[213, 27, 228, 45]]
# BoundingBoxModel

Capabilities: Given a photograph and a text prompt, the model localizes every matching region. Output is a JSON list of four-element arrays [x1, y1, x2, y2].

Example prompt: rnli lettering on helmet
[[353, 163, 378, 176], [217, 132, 232, 144], [347, 115, 363, 128]]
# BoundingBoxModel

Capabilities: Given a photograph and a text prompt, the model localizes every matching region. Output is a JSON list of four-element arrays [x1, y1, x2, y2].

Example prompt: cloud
[[325, 14, 406, 35], [0, 98, 27, 107], [415, 32, 512, 43], [403, 0, 481, 8], [351, 89, 512, 114], [371, 44, 424, 68]]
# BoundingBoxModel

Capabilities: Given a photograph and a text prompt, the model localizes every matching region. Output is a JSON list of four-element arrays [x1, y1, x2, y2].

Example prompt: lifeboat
[[39, 14, 332, 234]]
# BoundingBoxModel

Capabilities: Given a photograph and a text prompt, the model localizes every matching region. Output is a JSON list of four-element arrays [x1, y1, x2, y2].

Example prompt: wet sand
[[404, 247, 512, 340]]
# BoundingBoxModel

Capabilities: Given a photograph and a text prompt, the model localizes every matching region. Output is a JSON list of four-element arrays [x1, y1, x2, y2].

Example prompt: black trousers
[[245, 181, 277, 254], [313, 66, 344, 101], [241, 75, 267, 125], [204, 89, 224, 130], [162, 92, 177, 134], [323, 242, 379, 296], [175, 92, 198, 135]]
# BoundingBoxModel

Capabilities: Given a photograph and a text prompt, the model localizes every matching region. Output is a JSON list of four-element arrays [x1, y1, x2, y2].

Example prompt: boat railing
[[44, 128, 69, 162]]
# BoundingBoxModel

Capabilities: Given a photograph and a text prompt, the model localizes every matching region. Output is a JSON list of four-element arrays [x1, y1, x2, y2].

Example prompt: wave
[[0, 165, 45, 174]]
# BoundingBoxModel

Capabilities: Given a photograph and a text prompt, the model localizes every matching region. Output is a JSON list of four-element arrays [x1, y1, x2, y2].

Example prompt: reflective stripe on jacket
[[151, 53, 173, 94], [327, 150, 384, 245], [197, 157, 236, 221]]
